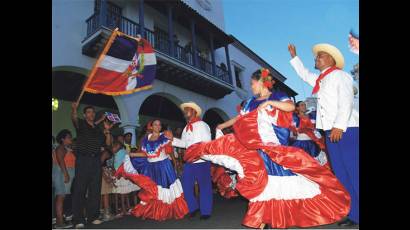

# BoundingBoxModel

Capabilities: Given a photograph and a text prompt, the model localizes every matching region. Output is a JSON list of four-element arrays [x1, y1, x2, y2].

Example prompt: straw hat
[[313, 43, 345, 69], [180, 102, 202, 117]]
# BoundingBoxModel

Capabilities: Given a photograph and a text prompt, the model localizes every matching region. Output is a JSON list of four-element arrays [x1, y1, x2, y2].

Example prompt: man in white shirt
[[288, 43, 359, 226], [167, 102, 213, 220]]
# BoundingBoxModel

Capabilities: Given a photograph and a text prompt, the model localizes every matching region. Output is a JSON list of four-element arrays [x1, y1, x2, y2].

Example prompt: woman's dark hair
[[56, 129, 72, 145], [251, 69, 263, 81], [295, 101, 305, 107], [52, 136, 55, 144], [251, 69, 275, 90]]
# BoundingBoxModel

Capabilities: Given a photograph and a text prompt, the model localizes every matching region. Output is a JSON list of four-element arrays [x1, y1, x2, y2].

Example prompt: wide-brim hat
[[313, 43, 345, 69], [180, 102, 202, 117]]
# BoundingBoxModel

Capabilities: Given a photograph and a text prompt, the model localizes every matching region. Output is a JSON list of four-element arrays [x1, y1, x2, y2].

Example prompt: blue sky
[[222, 0, 359, 101]]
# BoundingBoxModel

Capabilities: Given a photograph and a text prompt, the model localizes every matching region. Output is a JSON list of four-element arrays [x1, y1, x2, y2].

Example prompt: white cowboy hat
[[180, 102, 202, 117], [312, 43, 345, 69]]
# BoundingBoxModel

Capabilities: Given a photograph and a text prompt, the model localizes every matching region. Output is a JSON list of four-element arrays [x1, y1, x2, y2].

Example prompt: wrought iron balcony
[[83, 13, 232, 89]]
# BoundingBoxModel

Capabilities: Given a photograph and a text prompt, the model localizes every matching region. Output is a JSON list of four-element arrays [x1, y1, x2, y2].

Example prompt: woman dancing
[[115, 120, 188, 220], [184, 68, 350, 229], [290, 101, 329, 168]]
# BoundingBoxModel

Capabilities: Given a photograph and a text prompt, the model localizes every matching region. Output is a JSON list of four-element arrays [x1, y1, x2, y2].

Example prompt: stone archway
[[203, 108, 229, 139], [52, 66, 122, 136], [138, 93, 185, 140]]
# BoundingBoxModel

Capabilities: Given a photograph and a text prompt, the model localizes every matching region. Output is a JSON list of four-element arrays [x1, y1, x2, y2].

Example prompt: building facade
[[52, 0, 297, 145]]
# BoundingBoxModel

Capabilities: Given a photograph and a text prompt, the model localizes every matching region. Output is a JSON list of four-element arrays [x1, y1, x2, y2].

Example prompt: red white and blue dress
[[290, 111, 329, 167], [115, 133, 189, 220], [185, 91, 350, 228], [210, 130, 239, 199]]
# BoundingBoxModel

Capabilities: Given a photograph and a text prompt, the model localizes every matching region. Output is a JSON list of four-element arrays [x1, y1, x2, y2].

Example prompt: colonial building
[[52, 0, 298, 145]]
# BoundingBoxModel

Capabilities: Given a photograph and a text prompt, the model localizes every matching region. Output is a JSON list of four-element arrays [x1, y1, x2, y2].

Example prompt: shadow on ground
[[80, 194, 358, 229]]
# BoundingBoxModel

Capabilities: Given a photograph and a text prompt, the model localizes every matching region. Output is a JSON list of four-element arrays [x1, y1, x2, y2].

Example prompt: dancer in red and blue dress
[[115, 120, 188, 220], [188, 69, 350, 229], [290, 101, 329, 168]]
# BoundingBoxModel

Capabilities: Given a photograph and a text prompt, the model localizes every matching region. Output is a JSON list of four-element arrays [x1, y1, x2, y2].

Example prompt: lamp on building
[[52, 98, 59, 111]]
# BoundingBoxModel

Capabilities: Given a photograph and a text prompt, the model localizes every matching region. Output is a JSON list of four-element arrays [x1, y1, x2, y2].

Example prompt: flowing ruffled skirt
[[115, 156, 189, 220], [292, 140, 330, 167], [184, 109, 350, 228]]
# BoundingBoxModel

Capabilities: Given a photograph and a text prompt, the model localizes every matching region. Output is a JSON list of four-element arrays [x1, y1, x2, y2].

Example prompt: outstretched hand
[[71, 102, 79, 111], [103, 120, 114, 130], [288, 44, 297, 58], [100, 113, 107, 120], [164, 130, 173, 140]]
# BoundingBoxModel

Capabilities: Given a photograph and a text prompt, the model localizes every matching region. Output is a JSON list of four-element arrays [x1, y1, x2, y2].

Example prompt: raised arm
[[103, 120, 114, 147], [95, 113, 107, 125], [288, 44, 319, 87], [71, 102, 79, 129]]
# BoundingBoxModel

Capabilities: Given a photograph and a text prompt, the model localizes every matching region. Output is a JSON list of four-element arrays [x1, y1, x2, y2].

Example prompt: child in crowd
[[52, 129, 76, 229], [100, 149, 115, 221], [112, 141, 140, 218]]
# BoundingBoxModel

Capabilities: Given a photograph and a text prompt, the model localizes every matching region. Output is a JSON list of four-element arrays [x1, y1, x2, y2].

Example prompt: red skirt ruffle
[[211, 165, 239, 199], [184, 109, 351, 228], [131, 195, 188, 220], [115, 164, 189, 220]]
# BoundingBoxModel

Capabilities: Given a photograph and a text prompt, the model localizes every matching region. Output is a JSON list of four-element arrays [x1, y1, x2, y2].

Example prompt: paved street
[[78, 194, 358, 229]]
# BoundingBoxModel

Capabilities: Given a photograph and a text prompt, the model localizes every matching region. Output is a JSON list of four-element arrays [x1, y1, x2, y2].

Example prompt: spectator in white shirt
[[288, 43, 359, 227]]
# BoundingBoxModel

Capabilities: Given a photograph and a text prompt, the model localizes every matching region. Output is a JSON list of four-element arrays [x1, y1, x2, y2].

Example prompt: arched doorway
[[203, 108, 229, 139], [138, 94, 185, 138]]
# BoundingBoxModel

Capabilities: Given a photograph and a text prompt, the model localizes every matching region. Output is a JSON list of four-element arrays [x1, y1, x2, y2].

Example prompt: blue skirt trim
[[291, 140, 320, 157], [257, 150, 296, 176], [130, 157, 177, 189]]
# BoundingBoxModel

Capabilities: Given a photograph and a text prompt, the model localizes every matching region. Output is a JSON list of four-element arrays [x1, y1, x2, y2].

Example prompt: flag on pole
[[348, 30, 359, 55], [84, 30, 157, 96], [105, 112, 122, 124]]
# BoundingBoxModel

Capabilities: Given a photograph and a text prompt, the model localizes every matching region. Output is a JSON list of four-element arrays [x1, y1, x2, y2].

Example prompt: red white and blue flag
[[85, 30, 156, 96], [348, 30, 359, 55], [105, 112, 121, 124]]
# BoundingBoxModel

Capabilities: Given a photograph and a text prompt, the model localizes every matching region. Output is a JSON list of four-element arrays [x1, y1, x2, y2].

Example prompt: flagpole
[[76, 27, 120, 105], [117, 31, 142, 42]]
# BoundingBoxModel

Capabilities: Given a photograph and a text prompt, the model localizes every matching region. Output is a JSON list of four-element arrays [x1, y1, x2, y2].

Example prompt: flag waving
[[348, 30, 359, 55], [84, 29, 157, 96], [105, 112, 122, 124]]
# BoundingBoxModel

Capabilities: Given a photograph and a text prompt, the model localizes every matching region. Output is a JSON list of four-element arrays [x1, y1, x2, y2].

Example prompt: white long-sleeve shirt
[[172, 120, 212, 163], [290, 56, 359, 131]]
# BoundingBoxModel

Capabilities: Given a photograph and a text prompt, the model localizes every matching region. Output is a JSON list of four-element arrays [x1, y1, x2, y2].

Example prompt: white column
[[120, 119, 140, 147]]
